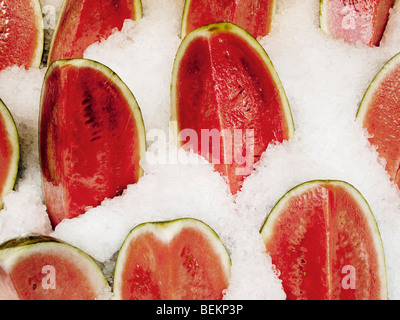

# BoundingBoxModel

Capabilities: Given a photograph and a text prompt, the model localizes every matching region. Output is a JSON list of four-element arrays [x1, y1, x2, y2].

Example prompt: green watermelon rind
[[0, 234, 109, 298], [356, 52, 400, 123], [133, 0, 143, 20], [260, 179, 388, 300], [46, 0, 71, 66], [180, 0, 218, 40], [0, 100, 19, 210], [39, 58, 147, 188], [31, 0, 45, 68], [0, 234, 57, 252], [171, 22, 295, 147], [319, 0, 330, 37], [113, 217, 232, 300], [47, 0, 143, 67], [180, 0, 192, 39]]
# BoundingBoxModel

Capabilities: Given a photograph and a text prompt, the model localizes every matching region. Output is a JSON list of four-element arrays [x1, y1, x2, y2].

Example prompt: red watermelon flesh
[[356, 53, 400, 188], [320, 0, 394, 47], [261, 180, 387, 300], [0, 235, 109, 300], [181, 0, 276, 39], [40, 59, 146, 227], [47, 0, 142, 66], [172, 23, 294, 195], [113, 219, 231, 300], [0, 0, 43, 70]]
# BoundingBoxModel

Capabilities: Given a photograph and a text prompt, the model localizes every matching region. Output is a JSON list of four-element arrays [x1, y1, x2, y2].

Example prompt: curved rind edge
[[319, 0, 330, 35], [31, 0, 44, 68], [269, 0, 278, 33], [356, 52, 400, 124], [133, 0, 143, 20], [46, 0, 68, 67], [180, 0, 191, 39]]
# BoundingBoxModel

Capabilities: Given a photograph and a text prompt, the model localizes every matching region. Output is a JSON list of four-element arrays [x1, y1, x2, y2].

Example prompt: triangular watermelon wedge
[[320, 0, 394, 47], [261, 180, 387, 300], [356, 52, 400, 188], [0, 99, 19, 210], [47, 0, 142, 66], [181, 0, 277, 39], [171, 22, 294, 195], [0, 0, 44, 70], [40, 58, 146, 227]]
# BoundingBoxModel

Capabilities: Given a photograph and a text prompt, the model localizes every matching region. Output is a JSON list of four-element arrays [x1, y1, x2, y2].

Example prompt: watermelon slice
[[0, 235, 109, 300], [0, 0, 44, 70], [320, 0, 394, 47], [260, 180, 387, 300], [113, 218, 231, 300], [356, 53, 400, 188], [171, 22, 294, 195], [181, 0, 277, 39], [0, 99, 19, 210], [39, 58, 146, 227], [47, 0, 142, 66]]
